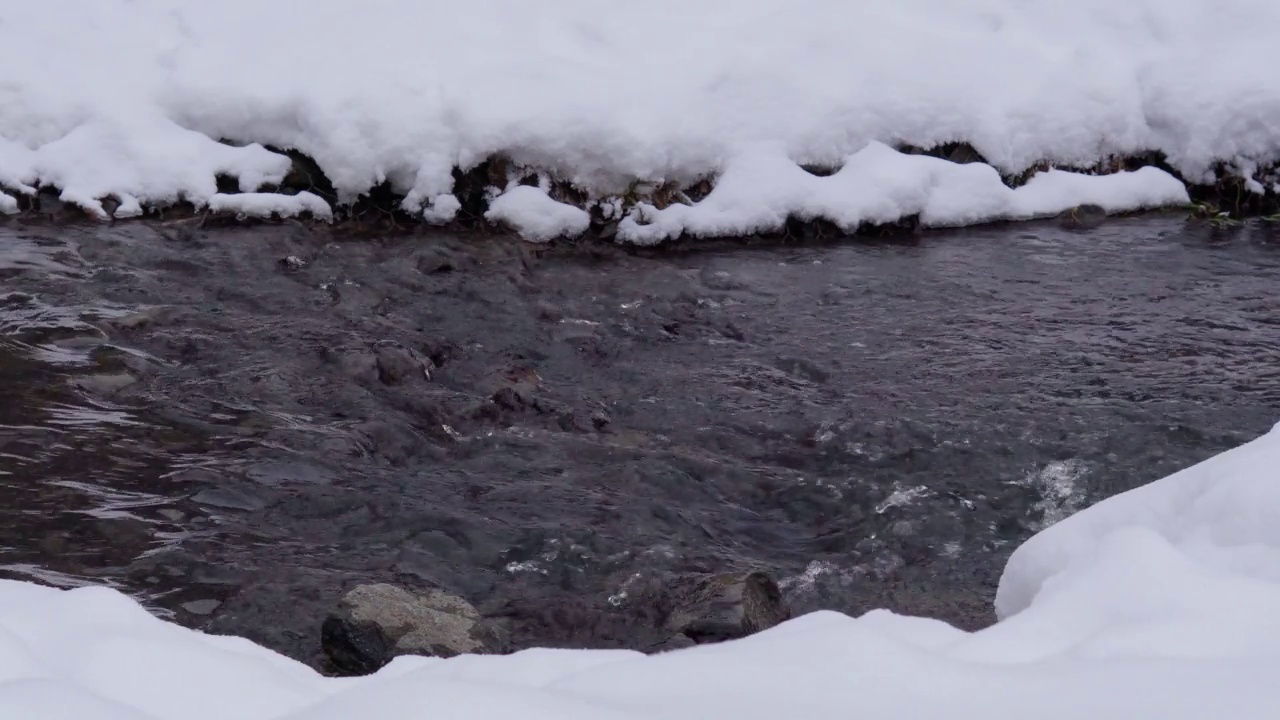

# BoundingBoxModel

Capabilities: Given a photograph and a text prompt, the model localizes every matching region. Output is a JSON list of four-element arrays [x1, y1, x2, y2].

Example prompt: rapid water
[[1, 216, 1277, 664]]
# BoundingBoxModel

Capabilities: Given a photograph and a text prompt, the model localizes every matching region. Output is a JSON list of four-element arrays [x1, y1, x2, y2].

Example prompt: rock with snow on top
[[485, 186, 590, 242]]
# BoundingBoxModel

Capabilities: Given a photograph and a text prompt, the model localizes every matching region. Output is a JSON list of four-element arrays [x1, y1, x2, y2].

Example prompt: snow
[[486, 185, 591, 242], [207, 192, 333, 222], [0, 0, 1271, 235], [420, 194, 462, 226], [3, 423, 1280, 718], [617, 143, 1187, 243], [997, 422, 1280, 622]]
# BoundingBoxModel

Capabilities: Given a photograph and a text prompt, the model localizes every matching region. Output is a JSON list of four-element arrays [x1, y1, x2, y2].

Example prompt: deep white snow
[[2, 0, 1273, 235], [2, 423, 1278, 718]]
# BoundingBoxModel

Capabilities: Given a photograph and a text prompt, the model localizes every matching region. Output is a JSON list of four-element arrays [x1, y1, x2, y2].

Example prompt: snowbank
[[4, 423, 1280, 718], [0, 0, 1270, 235], [486, 185, 591, 242], [617, 143, 1187, 243], [208, 192, 333, 222], [996, 421, 1280, 623]]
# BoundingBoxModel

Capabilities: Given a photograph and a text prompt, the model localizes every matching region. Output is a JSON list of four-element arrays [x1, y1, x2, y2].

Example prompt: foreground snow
[[1, 1, 1272, 235], [3, 423, 1279, 718]]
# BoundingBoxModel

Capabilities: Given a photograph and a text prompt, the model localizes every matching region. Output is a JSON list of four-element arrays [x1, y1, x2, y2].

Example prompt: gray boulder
[[661, 570, 792, 646], [321, 584, 506, 675]]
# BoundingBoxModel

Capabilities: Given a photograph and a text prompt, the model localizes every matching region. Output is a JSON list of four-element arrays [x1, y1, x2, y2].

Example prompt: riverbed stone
[[321, 583, 507, 675]]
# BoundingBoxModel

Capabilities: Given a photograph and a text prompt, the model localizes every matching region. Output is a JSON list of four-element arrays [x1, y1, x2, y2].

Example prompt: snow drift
[[2, 0, 1275, 237], [3, 423, 1279, 718]]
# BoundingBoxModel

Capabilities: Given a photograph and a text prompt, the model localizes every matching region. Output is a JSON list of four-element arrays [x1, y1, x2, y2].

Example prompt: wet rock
[[100, 196, 121, 218], [414, 245, 475, 275], [35, 188, 71, 219], [281, 155, 325, 193], [181, 599, 222, 616], [374, 344, 430, 385], [278, 255, 307, 272], [663, 571, 792, 644], [1058, 204, 1107, 230], [191, 486, 269, 511], [646, 634, 697, 653], [773, 356, 830, 384], [329, 347, 379, 384], [90, 517, 153, 553], [699, 267, 749, 292], [480, 365, 541, 404], [88, 345, 154, 375], [322, 583, 507, 675], [245, 460, 335, 486], [946, 143, 985, 165], [534, 300, 562, 322]]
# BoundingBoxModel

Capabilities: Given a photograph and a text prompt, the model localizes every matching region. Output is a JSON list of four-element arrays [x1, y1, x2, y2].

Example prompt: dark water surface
[[1, 216, 1278, 664]]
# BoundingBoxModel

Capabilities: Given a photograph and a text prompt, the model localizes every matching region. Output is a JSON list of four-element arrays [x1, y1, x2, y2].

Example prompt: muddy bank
[[1, 215, 1278, 668]]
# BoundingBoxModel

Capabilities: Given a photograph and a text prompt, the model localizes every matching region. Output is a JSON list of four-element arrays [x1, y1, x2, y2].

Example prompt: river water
[[1, 215, 1277, 665]]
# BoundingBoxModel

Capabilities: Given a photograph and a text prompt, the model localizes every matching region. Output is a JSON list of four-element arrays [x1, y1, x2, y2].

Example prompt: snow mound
[[486, 185, 590, 242], [208, 192, 333, 222], [419, 194, 462, 225], [0, 0, 1272, 232], [4, 424, 1280, 718], [618, 143, 1187, 243], [997, 423, 1280, 624]]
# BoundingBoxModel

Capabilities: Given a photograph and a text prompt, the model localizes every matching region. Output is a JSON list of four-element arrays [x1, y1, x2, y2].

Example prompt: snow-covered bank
[[4, 424, 1279, 718], [1, 0, 1274, 238], [615, 143, 1187, 244]]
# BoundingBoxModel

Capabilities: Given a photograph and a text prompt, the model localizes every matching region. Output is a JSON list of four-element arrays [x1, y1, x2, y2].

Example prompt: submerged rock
[[373, 343, 431, 385], [1058, 204, 1108, 230], [71, 372, 138, 396], [321, 583, 507, 675]]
